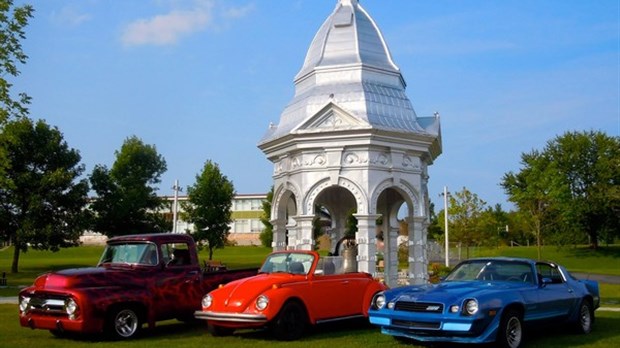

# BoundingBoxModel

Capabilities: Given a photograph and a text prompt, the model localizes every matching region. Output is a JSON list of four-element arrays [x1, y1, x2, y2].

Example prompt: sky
[[12, 0, 620, 211]]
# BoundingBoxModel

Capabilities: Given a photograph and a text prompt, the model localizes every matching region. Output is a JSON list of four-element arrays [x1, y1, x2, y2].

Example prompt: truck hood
[[33, 265, 149, 290]]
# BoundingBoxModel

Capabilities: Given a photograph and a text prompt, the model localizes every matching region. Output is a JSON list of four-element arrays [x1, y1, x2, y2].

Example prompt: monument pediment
[[294, 103, 369, 133]]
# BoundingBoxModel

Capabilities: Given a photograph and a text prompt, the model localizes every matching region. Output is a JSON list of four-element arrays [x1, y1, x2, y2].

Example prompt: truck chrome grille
[[29, 295, 67, 314]]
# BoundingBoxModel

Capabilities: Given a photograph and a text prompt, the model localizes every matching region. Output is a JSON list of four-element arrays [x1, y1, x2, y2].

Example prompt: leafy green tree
[[89, 136, 169, 237], [259, 186, 274, 248], [503, 131, 619, 251], [0, 118, 89, 273], [448, 187, 487, 258], [0, 0, 33, 124], [182, 160, 234, 260], [476, 204, 509, 247]]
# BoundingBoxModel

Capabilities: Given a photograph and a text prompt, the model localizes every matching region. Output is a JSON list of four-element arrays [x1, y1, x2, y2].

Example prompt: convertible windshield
[[259, 252, 315, 275], [98, 242, 158, 266], [445, 260, 535, 284]]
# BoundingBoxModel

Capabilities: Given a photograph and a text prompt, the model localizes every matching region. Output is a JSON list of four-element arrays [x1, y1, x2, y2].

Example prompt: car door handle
[[341, 281, 349, 284], [568, 288, 574, 293]]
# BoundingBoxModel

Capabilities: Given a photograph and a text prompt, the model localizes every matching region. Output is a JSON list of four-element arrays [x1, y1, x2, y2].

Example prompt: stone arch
[[303, 177, 367, 215], [272, 181, 302, 221], [370, 179, 422, 217]]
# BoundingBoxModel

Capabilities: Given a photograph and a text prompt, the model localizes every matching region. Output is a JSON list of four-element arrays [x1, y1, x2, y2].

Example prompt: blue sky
[[13, 0, 620, 211]]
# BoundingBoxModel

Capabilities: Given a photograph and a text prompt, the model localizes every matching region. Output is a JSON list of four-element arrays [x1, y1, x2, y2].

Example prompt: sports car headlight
[[256, 295, 269, 311], [373, 293, 386, 309], [64, 298, 78, 316], [202, 294, 213, 309], [464, 299, 479, 315], [19, 296, 31, 312]]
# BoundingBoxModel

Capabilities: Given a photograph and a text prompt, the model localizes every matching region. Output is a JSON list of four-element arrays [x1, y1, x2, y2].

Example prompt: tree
[[182, 160, 235, 260], [502, 131, 619, 251], [0, 0, 33, 124], [448, 187, 487, 258], [89, 135, 169, 237], [0, 118, 89, 273], [259, 186, 274, 248]]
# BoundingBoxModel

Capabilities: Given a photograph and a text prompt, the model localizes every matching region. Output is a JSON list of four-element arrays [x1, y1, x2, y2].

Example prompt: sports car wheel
[[272, 301, 307, 341], [497, 309, 523, 348], [574, 300, 593, 334], [208, 323, 234, 336], [105, 306, 141, 340]]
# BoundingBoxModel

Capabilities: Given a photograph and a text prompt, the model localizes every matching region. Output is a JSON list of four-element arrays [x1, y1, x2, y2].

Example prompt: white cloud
[[51, 6, 92, 27], [122, 8, 212, 46], [121, 1, 255, 47]]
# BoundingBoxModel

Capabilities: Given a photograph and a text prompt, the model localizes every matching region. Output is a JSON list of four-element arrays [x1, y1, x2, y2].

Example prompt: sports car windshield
[[444, 260, 535, 284], [259, 252, 315, 275]]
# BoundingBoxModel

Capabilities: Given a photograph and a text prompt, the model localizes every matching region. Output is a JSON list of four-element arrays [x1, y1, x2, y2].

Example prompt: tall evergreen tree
[[182, 160, 235, 260]]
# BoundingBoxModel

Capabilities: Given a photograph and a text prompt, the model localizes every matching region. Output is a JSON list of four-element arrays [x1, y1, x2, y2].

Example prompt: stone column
[[270, 218, 288, 251], [294, 215, 315, 250], [354, 214, 380, 274], [385, 226, 399, 287], [407, 216, 429, 284], [286, 219, 298, 250]]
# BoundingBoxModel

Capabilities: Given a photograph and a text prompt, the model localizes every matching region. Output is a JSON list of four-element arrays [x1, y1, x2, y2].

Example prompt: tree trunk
[[11, 242, 21, 273], [208, 247, 213, 261]]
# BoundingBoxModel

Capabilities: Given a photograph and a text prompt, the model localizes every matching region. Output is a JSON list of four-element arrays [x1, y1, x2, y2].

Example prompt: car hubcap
[[580, 305, 591, 331], [115, 309, 138, 337], [506, 317, 522, 348]]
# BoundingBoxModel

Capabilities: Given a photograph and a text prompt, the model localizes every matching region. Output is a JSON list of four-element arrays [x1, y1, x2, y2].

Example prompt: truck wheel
[[105, 307, 141, 340], [496, 309, 523, 348], [207, 323, 234, 336], [272, 301, 307, 341]]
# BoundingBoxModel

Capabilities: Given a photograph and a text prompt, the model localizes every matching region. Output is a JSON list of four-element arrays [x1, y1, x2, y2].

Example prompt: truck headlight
[[202, 294, 213, 309], [255, 295, 269, 311], [464, 299, 479, 315], [65, 298, 78, 319], [19, 296, 31, 312], [373, 293, 386, 309]]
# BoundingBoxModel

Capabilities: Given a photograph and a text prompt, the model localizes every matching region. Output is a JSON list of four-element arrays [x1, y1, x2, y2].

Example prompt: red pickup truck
[[18, 233, 257, 339]]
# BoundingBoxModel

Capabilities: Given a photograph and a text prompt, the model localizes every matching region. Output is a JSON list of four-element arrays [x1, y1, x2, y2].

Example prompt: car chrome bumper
[[194, 310, 268, 323]]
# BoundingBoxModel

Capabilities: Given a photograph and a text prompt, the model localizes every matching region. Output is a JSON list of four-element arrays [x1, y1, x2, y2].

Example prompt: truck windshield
[[98, 242, 158, 266]]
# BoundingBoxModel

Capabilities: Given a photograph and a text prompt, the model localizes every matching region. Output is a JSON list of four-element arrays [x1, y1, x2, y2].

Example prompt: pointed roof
[[259, 0, 440, 146]]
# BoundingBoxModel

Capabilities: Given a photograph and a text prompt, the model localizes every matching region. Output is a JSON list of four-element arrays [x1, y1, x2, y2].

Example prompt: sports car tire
[[105, 306, 141, 340], [497, 309, 523, 348], [573, 300, 593, 334], [208, 323, 234, 336], [272, 301, 307, 341]]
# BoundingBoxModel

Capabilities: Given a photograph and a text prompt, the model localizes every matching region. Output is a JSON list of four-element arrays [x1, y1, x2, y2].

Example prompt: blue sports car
[[368, 257, 600, 348]]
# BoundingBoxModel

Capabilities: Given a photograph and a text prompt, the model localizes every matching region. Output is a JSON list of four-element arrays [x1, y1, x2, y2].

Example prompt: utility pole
[[442, 186, 450, 267], [172, 180, 182, 233]]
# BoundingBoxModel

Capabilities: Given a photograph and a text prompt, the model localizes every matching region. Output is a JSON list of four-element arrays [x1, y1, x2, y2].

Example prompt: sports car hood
[[214, 273, 300, 310], [389, 281, 528, 304]]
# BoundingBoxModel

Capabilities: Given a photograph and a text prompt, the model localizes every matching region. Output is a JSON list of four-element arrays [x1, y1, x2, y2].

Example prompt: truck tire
[[105, 306, 141, 340], [271, 301, 307, 341]]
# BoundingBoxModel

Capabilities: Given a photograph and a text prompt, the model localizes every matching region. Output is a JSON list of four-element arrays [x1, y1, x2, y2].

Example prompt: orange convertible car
[[194, 250, 387, 340]]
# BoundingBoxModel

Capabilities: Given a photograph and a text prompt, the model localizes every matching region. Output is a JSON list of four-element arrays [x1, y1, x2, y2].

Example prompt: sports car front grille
[[394, 301, 444, 313], [392, 319, 441, 329]]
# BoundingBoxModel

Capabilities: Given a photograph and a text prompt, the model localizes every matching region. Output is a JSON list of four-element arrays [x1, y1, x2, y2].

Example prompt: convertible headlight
[[256, 295, 269, 311], [202, 294, 213, 309], [373, 293, 386, 309], [464, 299, 479, 315], [19, 296, 31, 312]]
